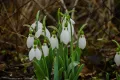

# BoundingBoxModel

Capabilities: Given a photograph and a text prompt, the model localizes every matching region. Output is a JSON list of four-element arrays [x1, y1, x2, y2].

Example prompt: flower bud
[[114, 52, 120, 66], [78, 35, 86, 49], [27, 35, 34, 48]]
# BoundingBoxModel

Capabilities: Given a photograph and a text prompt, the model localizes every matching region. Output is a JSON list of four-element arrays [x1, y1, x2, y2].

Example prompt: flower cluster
[[26, 14, 86, 61], [27, 21, 50, 61]]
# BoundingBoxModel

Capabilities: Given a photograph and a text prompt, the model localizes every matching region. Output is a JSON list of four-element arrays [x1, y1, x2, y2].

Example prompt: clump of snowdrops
[[26, 9, 87, 80]]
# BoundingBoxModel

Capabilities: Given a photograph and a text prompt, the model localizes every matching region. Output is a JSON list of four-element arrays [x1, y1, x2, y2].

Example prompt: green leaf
[[59, 67, 64, 79], [54, 57, 59, 80], [106, 72, 109, 80], [58, 56, 64, 69], [33, 60, 45, 80], [43, 16, 47, 31], [68, 61, 79, 74], [34, 69, 41, 80], [42, 58, 49, 78], [36, 10, 40, 21], [46, 48, 54, 78], [35, 10, 40, 31], [116, 73, 120, 80], [64, 46, 68, 70], [74, 46, 82, 61], [73, 64, 84, 80]]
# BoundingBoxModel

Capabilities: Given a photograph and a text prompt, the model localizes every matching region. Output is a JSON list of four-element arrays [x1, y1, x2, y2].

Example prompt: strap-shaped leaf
[[59, 67, 64, 79], [33, 60, 45, 80], [68, 61, 79, 74], [54, 57, 59, 80], [73, 64, 84, 80]]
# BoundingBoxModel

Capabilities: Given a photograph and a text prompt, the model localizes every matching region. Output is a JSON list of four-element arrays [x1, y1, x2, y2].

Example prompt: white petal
[[78, 35, 86, 49], [50, 35, 59, 49], [41, 28, 50, 40], [114, 53, 120, 66], [60, 28, 70, 44], [35, 47, 42, 60], [42, 44, 49, 57], [29, 48, 35, 61], [45, 28, 51, 40], [68, 23, 74, 36], [30, 21, 43, 30], [35, 29, 42, 38], [70, 18, 75, 24], [27, 36, 34, 48], [37, 21, 43, 29]]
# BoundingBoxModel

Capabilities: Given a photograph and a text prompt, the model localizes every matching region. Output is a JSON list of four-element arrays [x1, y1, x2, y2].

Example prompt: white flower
[[30, 21, 43, 31], [27, 35, 34, 48], [62, 18, 75, 36], [50, 34, 59, 49], [45, 28, 51, 40], [42, 43, 49, 57], [70, 18, 75, 24], [42, 28, 50, 40], [29, 46, 42, 61], [114, 52, 120, 66], [60, 27, 70, 45], [35, 29, 42, 38], [39, 28, 50, 40], [78, 35, 86, 49]]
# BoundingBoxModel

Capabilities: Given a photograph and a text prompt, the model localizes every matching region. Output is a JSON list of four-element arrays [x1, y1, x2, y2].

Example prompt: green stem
[[69, 18, 74, 75], [112, 40, 120, 48]]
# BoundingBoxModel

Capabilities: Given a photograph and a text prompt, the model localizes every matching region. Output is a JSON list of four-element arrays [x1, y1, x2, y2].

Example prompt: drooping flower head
[[78, 34, 86, 49], [41, 28, 51, 40], [27, 34, 34, 48], [30, 21, 43, 31], [50, 31, 59, 50], [62, 17, 75, 36], [29, 45, 42, 61], [60, 27, 70, 45], [42, 41, 49, 57], [114, 52, 120, 66]]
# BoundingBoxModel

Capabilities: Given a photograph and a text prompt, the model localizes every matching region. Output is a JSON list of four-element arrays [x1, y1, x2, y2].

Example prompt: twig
[[71, 0, 79, 40], [0, 0, 32, 26], [59, 0, 67, 10], [33, 0, 57, 24], [1, 0, 15, 31], [71, 0, 79, 19]]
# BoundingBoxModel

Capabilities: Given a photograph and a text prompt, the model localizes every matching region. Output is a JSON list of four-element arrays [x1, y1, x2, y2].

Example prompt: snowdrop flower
[[41, 28, 50, 40], [62, 17, 75, 36], [30, 21, 43, 30], [27, 34, 34, 48], [114, 52, 120, 66], [60, 27, 70, 45], [42, 43, 49, 57], [29, 46, 42, 61], [33, 22, 50, 39], [35, 29, 42, 38], [50, 34, 59, 49], [78, 35, 86, 49]]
